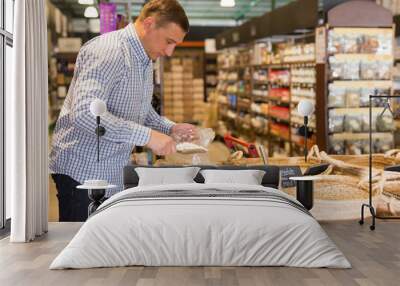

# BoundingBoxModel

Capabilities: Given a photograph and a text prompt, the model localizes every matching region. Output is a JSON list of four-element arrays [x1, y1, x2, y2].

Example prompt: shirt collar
[[125, 23, 151, 66]]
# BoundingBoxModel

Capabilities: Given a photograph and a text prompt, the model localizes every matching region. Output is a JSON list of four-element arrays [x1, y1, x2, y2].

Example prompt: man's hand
[[171, 123, 198, 142], [146, 130, 176, 156]]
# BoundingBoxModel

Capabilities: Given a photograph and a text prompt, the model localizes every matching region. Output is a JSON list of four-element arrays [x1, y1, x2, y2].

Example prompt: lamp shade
[[220, 0, 235, 8], [90, 99, 107, 117], [84, 6, 98, 18], [78, 0, 94, 4], [297, 100, 315, 117]]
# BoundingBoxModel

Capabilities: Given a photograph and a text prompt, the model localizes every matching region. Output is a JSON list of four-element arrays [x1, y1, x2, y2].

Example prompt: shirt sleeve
[[144, 105, 175, 135], [72, 44, 151, 146]]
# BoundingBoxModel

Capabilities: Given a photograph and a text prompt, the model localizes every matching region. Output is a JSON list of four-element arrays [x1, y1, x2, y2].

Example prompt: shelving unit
[[323, 26, 395, 155], [216, 40, 317, 156], [48, 51, 78, 131], [214, 0, 399, 156], [162, 48, 206, 124], [152, 58, 164, 115], [204, 53, 218, 102]]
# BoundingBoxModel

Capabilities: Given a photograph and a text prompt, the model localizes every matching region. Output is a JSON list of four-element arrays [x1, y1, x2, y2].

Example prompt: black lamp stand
[[86, 116, 107, 217], [304, 116, 308, 162], [359, 92, 400, 231], [95, 116, 106, 162]]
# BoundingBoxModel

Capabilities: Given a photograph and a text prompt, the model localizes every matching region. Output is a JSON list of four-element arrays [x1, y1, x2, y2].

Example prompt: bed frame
[[123, 164, 280, 190]]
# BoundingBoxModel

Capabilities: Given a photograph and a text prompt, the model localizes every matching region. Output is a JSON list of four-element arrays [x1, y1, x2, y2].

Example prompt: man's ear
[[142, 16, 156, 32]]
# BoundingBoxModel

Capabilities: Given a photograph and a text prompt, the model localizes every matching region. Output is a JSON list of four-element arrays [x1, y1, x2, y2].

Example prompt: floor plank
[[0, 220, 399, 286]]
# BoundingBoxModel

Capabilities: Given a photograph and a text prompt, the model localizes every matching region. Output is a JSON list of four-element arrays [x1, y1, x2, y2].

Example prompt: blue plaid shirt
[[49, 24, 174, 196]]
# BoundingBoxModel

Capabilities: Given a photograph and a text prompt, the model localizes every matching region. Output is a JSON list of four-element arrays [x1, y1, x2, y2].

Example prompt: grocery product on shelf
[[205, 53, 218, 101], [282, 43, 315, 63], [328, 28, 392, 55], [216, 40, 318, 157], [163, 50, 205, 123], [326, 27, 394, 154]]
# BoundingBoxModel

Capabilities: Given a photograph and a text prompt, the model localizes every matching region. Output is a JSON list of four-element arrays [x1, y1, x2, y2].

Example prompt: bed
[[50, 165, 351, 269]]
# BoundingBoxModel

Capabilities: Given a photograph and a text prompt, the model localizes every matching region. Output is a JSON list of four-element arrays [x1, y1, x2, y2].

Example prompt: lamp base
[[359, 203, 376, 231], [76, 183, 116, 217], [88, 188, 106, 216], [296, 180, 313, 210]]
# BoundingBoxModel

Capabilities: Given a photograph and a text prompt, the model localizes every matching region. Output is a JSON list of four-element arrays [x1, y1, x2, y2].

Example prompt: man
[[50, 0, 195, 222]]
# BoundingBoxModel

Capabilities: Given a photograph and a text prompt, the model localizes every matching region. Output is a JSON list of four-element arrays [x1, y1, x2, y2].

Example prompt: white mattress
[[50, 183, 351, 269]]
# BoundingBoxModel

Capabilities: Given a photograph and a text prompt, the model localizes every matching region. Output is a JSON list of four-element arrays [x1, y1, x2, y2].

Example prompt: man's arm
[[144, 105, 175, 135], [144, 107, 198, 143], [72, 45, 151, 146]]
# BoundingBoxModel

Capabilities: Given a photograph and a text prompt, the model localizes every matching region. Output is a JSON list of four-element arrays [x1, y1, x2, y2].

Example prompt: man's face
[[142, 18, 186, 60]]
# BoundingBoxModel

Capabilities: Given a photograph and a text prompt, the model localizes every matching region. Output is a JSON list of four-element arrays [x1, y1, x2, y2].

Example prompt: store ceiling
[[50, 0, 296, 27]]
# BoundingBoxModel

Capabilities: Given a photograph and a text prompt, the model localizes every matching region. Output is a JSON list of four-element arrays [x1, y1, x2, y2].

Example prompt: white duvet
[[50, 183, 351, 269]]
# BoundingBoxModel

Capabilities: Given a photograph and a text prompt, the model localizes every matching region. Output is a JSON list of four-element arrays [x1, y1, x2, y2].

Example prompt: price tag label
[[279, 166, 302, 188]]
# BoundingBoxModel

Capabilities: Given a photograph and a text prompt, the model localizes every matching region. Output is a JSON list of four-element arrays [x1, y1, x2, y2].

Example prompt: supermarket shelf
[[218, 52, 318, 157], [238, 109, 251, 115], [331, 53, 393, 61], [330, 80, 392, 88], [237, 104, 251, 110], [252, 64, 270, 69], [220, 66, 248, 71], [225, 80, 240, 84], [270, 83, 290, 88], [252, 95, 269, 102], [255, 130, 269, 137], [269, 64, 291, 69], [269, 132, 290, 142], [269, 116, 290, 124], [54, 52, 78, 61], [291, 82, 316, 88], [329, 107, 385, 115], [330, 132, 394, 140], [267, 97, 290, 105], [237, 92, 252, 98], [330, 27, 392, 35], [291, 139, 317, 149], [285, 61, 315, 67], [252, 80, 269, 85], [252, 112, 269, 118], [252, 61, 315, 68], [215, 9, 395, 156]]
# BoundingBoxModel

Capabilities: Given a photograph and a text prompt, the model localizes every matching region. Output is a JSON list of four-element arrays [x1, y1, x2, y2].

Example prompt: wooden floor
[[0, 220, 399, 286]]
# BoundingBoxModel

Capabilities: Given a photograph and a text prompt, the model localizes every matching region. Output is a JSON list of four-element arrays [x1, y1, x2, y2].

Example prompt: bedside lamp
[[297, 100, 315, 162], [76, 99, 116, 217], [90, 99, 106, 162]]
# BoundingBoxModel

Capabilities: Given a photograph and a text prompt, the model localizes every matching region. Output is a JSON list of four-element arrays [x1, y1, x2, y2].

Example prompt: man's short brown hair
[[138, 0, 189, 33]]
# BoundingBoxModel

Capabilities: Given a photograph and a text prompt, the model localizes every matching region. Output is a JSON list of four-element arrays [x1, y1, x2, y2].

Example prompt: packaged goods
[[328, 85, 346, 108], [328, 113, 345, 133], [376, 113, 395, 132], [344, 115, 363, 133], [346, 88, 361, 108], [361, 114, 377, 132], [346, 139, 364, 155], [329, 138, 345, 155], [374, 137, 393, 153]]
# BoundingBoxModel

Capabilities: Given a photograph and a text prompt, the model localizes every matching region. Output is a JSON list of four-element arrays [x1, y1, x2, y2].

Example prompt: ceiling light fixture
[[220, 0, 236, 8], [84, 6, 98, 18], [78, 0, 94, 5]]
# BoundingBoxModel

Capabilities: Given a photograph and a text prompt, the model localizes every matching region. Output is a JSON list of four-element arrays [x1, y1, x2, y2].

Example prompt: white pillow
[[135, 167, 200, 186], [200, 169, 266, 185]]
